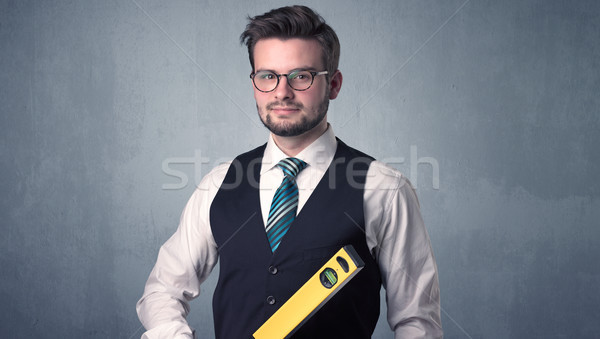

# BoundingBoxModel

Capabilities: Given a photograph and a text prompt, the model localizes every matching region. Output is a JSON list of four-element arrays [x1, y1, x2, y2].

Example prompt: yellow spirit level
[[252, 245, 364, 339]]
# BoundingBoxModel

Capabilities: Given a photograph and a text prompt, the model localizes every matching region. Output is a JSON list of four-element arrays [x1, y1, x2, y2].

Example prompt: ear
[[328, 70, 343, 99]]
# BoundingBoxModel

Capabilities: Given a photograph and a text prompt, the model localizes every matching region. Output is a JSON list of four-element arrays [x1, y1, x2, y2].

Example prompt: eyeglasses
[[250, 69, 328, 92]]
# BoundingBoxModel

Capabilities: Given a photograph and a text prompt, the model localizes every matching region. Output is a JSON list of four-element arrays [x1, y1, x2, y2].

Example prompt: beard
[[257, 97, 330, 137]]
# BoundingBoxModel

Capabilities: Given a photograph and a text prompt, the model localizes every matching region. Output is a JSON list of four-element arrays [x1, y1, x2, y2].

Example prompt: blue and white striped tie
[[266, 157, 307, 252]]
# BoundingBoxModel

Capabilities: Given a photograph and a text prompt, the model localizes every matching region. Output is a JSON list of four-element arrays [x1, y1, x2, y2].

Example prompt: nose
[[274, 75, 294, 100]]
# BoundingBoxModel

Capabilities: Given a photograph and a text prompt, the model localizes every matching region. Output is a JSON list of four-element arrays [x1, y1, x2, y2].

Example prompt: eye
[[289, 71, 310, 80], [260, 73, 275, 80]]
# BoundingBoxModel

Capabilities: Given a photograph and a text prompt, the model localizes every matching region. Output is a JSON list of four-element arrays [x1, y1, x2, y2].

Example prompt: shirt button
[[268, 266, 278, 274], [266, 296, 276, 305]]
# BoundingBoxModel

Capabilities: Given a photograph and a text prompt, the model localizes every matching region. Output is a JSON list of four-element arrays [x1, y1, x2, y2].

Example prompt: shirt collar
[[260, 124, 337, 176]]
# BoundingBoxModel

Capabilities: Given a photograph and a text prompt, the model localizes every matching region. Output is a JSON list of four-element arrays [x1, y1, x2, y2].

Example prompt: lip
[[270, 107, 300, 115]]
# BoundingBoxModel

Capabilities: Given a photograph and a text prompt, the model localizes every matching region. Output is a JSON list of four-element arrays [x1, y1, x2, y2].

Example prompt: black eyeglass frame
[[249, 70, 329, 93]]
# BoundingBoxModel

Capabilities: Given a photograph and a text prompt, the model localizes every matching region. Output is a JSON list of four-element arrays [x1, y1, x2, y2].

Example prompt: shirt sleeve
[[136, 163, 229, 338], [364, 161, 443, 338]]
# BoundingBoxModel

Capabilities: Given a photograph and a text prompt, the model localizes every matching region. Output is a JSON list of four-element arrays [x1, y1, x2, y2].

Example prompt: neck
[[272, 120, 328, 157]]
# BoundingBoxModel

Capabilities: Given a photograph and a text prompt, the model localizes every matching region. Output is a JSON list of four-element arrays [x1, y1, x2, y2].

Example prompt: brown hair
[[240, 5, 340, 77]]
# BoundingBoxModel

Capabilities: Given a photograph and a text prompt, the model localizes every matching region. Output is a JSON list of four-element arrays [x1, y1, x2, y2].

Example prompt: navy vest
[[210, 139, 381, 338]]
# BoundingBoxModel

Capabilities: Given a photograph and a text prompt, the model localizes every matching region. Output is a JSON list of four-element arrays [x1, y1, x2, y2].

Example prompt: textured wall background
[[1, 0, 599, 338]]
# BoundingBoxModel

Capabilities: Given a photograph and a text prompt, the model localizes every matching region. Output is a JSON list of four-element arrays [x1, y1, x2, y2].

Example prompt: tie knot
[[277, 157, 307, 178]]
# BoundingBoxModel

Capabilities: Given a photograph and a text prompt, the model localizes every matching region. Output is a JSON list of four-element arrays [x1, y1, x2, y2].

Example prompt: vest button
[[268, 265, 278, 274], [266, 296, 276, 305]]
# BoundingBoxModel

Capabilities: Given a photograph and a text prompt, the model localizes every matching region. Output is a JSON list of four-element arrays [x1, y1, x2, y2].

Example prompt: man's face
[[252, 38, 331, 137]]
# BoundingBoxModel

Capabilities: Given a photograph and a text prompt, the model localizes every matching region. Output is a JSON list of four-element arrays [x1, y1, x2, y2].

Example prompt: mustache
[[266, 101, 304, 110]]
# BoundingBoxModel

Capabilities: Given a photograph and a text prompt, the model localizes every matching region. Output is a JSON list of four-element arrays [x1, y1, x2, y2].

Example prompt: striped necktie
[[266, 157, 308, 252]]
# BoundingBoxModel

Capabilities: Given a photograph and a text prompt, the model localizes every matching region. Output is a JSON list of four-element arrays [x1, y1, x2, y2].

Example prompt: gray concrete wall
[[1, 1, 599, 338]]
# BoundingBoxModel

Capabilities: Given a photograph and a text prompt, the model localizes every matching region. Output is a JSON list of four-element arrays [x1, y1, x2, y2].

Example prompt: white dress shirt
[[136, 125, 442, 338]]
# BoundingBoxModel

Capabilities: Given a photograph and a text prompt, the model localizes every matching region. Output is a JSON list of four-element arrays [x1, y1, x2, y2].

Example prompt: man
[[137, 5, 442, 339]]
